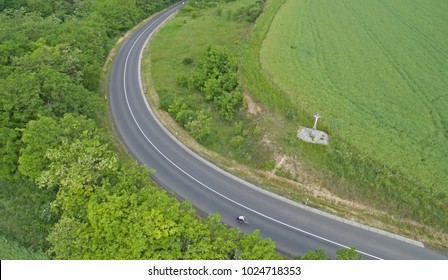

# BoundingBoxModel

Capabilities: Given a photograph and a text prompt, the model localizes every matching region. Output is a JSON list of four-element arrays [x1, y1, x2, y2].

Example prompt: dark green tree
[[88, 0, 142, 36], [0, 71, 46, 127], [25, 0, 64, 17], [0, 127, 19, 179], [0, 0, 27, 10], [18, 116, 60, 180], [46, 16, 109, 91]]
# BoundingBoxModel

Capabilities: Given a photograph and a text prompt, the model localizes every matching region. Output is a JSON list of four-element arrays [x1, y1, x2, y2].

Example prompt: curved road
[[108, 2, 446, 260]]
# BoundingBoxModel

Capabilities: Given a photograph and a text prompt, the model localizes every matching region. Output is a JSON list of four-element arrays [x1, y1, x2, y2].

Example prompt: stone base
[[297, 126, 329, 145]]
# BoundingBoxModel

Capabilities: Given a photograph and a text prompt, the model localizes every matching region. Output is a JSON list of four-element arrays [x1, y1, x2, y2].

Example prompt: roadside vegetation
[[147, 0, 272, 168], [146, 0, 447, 250]]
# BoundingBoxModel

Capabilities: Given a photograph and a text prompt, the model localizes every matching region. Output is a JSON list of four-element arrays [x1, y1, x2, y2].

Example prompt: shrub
[[188, 45, 243, 120], [261, 159, 276, 170], [235, 0, 266, 23], [168, 98, 211, 142], [182, 57, 193, 65]]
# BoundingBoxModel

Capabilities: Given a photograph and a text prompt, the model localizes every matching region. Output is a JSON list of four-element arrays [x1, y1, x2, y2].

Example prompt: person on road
[[237, 216, 246, 224]]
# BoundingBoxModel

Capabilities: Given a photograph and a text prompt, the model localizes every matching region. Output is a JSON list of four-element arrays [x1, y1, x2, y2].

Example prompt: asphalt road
[[108, 2, 446, 260]]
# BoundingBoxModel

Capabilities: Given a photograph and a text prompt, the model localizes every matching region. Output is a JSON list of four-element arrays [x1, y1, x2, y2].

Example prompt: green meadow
[[260, 0, 447, 227], [146, 0, 448, 247]]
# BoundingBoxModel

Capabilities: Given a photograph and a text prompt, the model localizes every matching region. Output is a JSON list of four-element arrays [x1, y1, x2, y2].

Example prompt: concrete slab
[[298, 126, 329, 145]]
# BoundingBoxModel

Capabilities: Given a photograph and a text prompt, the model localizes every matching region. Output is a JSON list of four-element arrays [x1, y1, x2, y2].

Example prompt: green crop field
[[260, 0, 448, 224]]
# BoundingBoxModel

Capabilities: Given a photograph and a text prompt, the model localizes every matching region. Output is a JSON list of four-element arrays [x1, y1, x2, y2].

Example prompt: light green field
[[260, 0, 448, 201]]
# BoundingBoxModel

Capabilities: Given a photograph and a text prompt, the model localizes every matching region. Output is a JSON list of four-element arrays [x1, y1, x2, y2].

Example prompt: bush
[[168, 98, 211, 142], [176, 74, 189, 88], [261, 159, 276, 170], [187, 45, 243, 120], [235, 0, 266, 23], [185, 110, 211, 142], [182, 57, 193, 65]]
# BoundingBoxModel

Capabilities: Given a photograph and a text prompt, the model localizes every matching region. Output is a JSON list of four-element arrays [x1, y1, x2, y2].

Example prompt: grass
[[261, 0, 448, 188], [259, 0, 448, 232], [144, 0, 448, 250]]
